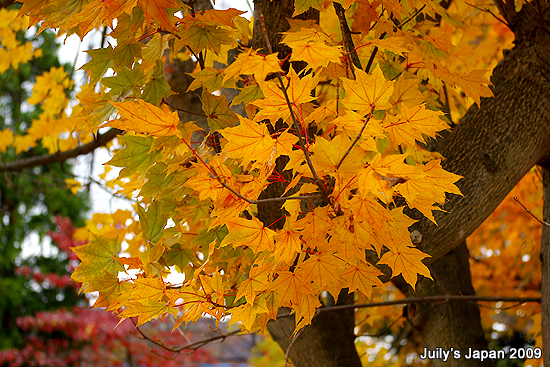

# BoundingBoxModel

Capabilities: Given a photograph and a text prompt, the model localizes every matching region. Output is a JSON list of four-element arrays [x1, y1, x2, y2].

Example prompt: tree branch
[[276, 295, 541, 319], [0, 128, 122, 172], [333, 2, 362, 76]]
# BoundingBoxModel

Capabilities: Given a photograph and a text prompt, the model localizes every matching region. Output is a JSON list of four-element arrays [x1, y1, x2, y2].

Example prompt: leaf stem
[[336, 112, 372, 170]]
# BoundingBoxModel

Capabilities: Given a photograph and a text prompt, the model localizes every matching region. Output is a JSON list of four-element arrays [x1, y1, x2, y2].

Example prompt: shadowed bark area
[[267, 291, 362, 367], [405, 242, 495, 367]]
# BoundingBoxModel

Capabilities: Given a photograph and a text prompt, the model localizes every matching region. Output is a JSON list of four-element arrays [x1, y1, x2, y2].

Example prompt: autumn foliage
[[1, 0, 542, 362]]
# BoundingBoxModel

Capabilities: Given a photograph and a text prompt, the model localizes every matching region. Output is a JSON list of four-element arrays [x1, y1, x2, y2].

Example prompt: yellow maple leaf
[[288, 41, 342, 70], [235, 262, 273, 303], [269, 270, 313, 307], [223, 49, 283, 84], [383, 104, 448, 147], [295, 293, 321, 330], [452, 69, 494, 106], [341, 260, 385, 299], [218, 216, 276, 253], [107, 99, 181, 137], [221, 115, 277, 165], [378, 242, 432, 289], [119, 299, 179, 327], [297, 251, 344, 297], [273, 226, 303, 264], [254, 68, 318, 123], [341, 65, 394, 114], [389, 76, 425, 108], [310, 134, 366, 178], [228, 297, 269, 332]]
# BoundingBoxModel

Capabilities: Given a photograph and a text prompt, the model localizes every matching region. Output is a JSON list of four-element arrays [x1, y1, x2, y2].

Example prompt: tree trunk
[[405, 242, 495, 367], [267, 291, 362, 367]]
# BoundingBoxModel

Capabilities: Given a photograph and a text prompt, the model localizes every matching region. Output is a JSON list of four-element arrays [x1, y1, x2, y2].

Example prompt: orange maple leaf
[[107, 99, 181, 137], [378, 242, 432, 289]]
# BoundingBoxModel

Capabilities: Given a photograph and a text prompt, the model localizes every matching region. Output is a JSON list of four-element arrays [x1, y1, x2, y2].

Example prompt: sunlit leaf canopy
[[3, 0, 516, 334]]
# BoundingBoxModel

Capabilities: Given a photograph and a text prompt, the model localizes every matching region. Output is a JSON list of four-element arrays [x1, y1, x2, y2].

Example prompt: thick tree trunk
[[405, 242, 495, 367], [267, 291, 362, 367]]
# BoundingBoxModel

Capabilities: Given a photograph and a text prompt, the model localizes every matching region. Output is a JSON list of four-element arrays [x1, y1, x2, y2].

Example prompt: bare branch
[[0, 128, 122, 172], [337, 112, 372, 170], [132, 317, 245, 354], [285, 328, 304, 367], [276, 295, 541, 319], [333, 2, 362, 77], [513, 195, 550, 227]]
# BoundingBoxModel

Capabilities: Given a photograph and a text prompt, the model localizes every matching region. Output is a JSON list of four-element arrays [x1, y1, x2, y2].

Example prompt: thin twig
[[259, 13, 332, 203], [336, 112, 372, 170], [513, 196, 550, 227], [163, 98, 208, 117], [465, 2, 508, 26], [285, 328, 304, 367]]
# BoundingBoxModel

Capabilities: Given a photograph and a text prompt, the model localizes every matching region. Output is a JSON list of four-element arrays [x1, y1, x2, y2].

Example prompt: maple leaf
[[228, 298, 269, 331], [235, 262, 272, 303], [297, 251, 344, 297], [138, 0, 184, 30], [378, 242, 432, 289], [119, 299, 179, 327], [341, 260, 385, 299], [83, 273, 133, 308], [254, 68, 318, 122], [221, 115, 277, 165], [217, 216, 276, 253], [71, 233, 124, 286], [287, 41, 342, 70], [341, 65, 394, 113], [452, 69, 494, 106], [223, 49, 283, 84], [106, 99, 181, 137], [295, 293, 321, 330], [269, 270, 313, 307], [310, 134, 366, 178], [383, 104, 448, 147]]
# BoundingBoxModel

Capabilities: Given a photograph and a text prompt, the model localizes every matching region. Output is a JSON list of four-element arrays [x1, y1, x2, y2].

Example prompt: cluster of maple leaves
[[3, 0, 512, 335]]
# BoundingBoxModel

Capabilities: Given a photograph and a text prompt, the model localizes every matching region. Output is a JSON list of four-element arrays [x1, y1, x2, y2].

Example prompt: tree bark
[[267, 291, 362, 367], [405, 242, 495, 367]]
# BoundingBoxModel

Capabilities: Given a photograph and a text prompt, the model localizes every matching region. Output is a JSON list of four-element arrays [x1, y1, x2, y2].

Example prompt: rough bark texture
[[541, 166, 550, 365], [406, 243, 494, 367], [267, 291, 362, 367]]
